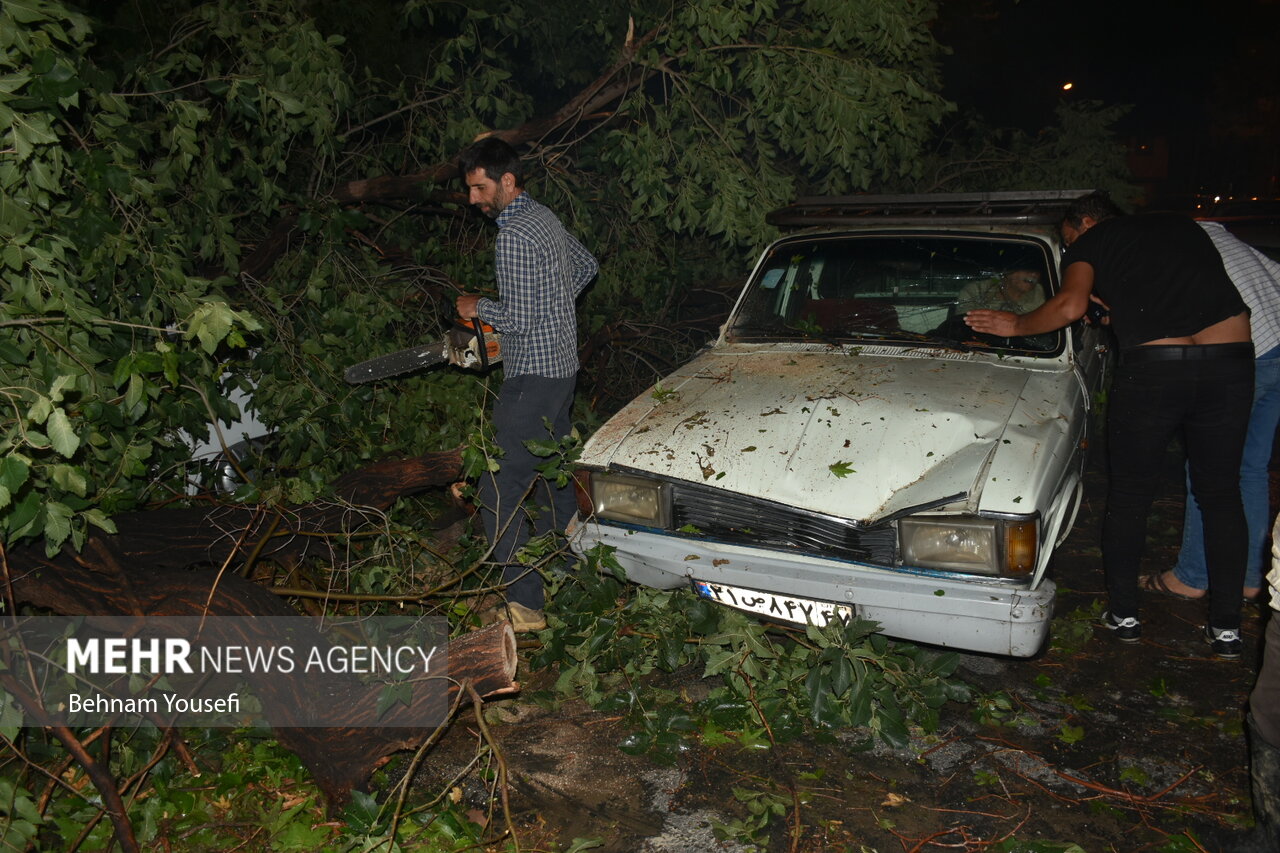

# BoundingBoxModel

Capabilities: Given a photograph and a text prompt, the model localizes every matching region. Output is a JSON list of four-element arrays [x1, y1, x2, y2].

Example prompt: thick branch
[[241, 25, 661, 283], [330, 24, 661, 206]]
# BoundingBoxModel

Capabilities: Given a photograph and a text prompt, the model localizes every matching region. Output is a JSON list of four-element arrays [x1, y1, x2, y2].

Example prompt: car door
[[1070, 319, 1111, 412]]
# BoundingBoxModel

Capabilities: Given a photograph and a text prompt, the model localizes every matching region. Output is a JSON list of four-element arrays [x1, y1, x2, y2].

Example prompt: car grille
[[668, 480, 898, 565]]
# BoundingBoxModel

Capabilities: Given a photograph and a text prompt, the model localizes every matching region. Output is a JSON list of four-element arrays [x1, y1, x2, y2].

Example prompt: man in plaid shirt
[[457, 137, 598, 631]]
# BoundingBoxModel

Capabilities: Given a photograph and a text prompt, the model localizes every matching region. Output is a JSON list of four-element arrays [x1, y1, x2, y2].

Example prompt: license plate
[[692, 580, 855, 628]]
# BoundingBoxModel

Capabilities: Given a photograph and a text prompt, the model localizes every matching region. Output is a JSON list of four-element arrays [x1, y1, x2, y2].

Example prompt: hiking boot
[[1100, 611, 1141, 642], [1203, 624, 1242, 660], [482, 601, 547, 633]]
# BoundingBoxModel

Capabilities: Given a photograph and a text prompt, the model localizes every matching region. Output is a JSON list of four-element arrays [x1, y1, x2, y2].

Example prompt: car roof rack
[[766, 190, 1095, 229]]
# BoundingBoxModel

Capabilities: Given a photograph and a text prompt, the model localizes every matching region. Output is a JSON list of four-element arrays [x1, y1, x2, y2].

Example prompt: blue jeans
[[1103, 345, 1253, 629], [477, 374, 578, 610], [1173, 351, 1280, 592]]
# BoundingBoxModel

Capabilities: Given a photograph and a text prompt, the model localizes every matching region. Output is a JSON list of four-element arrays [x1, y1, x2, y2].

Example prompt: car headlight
[[581, 471, 671, 528], [899, 515, 1038, 577]]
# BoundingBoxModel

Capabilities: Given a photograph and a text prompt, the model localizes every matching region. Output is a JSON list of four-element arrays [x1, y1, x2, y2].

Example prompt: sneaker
[[482, 601, 547, 633], [1100, 611, 1142, 642], [1203, 625, 1242, 660]]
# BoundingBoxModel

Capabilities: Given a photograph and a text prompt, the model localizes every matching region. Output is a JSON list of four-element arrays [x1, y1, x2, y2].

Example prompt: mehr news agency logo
[[1, 615, 450, 728]]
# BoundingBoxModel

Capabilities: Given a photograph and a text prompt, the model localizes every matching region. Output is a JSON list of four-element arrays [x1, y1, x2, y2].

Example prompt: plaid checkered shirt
[[1200, 221, 1280, 357], [476, 192, 598, 378]]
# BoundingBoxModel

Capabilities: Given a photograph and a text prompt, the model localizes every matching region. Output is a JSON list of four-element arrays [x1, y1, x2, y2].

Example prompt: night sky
[[935, 0, 1279, 201]]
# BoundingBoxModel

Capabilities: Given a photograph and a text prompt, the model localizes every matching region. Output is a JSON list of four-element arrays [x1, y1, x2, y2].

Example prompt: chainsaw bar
[[343, 340, 449, 384]]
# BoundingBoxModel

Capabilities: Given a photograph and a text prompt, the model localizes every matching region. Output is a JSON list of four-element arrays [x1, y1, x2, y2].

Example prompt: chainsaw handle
[[471, 317, 490, 370]]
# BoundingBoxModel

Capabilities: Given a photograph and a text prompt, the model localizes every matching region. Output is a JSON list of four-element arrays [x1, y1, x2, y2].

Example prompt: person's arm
[[566, 232, 598, 297], [475, 231, 539, 334], [965, 261, 1094, 337]]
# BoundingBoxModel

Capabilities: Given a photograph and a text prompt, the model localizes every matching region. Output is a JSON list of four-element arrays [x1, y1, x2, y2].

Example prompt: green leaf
[[524, 437, 559, 457], [119, 369, 141, 411], [47, 408, 80, 457], [847, 680, 873, 727], [26, 395, 52, 425], [0, 337, 27, 364], [0, 456, 30, 493], [185, 301, 234, 354], [341, 789, 381, 834], [0, 691, 24, 743], [5, 491, 41, 538], [830, 655, 853, 697], [374, 682, 412, 718], [42, 500, 73, 551], [272, 92, 305, 114], [1058, 724, 1085, 744], [47, 374, 75, 402], [876, 710, 910, 749], [81, 508, 117, 534], [658, 632, 684, 671], [828, 460, 855, 478], [50, 464, 87, 496]]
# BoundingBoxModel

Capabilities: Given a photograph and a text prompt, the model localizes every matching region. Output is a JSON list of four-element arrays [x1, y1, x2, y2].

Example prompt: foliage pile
[[539, 547, 969, 758]]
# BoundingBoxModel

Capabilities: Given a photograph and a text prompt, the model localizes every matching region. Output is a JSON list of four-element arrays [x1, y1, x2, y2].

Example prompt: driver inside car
[[956, 268, 1046, 314]]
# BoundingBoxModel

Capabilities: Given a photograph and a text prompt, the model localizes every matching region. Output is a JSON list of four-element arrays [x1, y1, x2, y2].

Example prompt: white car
[[570, 192, 1110, 657]]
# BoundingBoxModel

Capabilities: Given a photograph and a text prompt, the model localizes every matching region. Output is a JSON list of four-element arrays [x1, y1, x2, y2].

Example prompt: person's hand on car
[[964, 308, 1018, 337]]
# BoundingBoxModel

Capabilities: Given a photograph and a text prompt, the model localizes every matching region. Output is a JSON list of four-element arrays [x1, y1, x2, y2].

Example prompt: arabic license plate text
[[692, 580, 854, 628]]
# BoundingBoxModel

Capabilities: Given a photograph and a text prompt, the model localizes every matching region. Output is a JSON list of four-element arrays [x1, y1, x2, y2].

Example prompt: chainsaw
[[343, 318, 502, 384]]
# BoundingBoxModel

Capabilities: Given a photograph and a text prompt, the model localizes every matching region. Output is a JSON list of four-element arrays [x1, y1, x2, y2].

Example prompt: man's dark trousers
[[1102, 347, 1253, 629], [478, 373, 577, 610]]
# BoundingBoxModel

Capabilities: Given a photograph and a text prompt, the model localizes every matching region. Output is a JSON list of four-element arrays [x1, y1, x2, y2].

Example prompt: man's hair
[[458, 137, 525, 187], [1063, 191, 1123, 228]]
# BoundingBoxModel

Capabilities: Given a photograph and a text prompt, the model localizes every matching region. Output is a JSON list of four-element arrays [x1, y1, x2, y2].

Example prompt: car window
[[730, 235, 1060, 353]]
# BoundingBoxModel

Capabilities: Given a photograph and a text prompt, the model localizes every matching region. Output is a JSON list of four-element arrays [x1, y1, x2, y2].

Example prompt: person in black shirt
[[966, 192, 1253, 659]]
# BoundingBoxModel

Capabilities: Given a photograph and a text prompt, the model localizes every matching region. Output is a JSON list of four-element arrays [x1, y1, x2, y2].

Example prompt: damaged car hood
[[581, 343, 1070, 523]]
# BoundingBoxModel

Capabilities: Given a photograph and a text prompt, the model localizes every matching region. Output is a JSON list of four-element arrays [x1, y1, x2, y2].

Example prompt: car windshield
[[729, 234, 1060, 353]]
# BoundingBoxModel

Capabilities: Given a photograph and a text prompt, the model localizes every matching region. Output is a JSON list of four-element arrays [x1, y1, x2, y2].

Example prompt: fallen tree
[[0, 448, 515, 851]]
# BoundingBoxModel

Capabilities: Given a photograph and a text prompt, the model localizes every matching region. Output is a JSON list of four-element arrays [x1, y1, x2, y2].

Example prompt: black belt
[[1119, 342, 1254, 364]]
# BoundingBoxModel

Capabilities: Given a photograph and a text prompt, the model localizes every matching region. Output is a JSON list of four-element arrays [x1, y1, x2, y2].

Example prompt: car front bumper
[[568, 517, 1056, 658]]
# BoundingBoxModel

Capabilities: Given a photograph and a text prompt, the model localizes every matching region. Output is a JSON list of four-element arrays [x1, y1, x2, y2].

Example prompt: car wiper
[[915, 336, 981, 353], [920, 332, 1053, 355], [729, 325, 797, 339], [828, 326, 962, 348]]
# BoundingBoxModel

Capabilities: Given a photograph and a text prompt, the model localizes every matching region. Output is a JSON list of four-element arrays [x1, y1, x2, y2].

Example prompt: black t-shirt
[[1062, 213, 1245, 349]]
